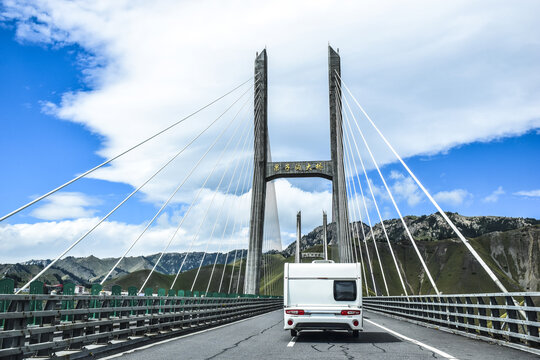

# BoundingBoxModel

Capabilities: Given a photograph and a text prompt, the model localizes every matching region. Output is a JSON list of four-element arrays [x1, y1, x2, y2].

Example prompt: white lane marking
[[101, 311, 274, 359], [287, 336, 297, 347], [365, 319, 459, 360]]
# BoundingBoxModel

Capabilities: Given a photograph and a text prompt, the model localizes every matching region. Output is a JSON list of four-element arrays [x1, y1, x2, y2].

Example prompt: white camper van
[[283, 261, 363, 337]]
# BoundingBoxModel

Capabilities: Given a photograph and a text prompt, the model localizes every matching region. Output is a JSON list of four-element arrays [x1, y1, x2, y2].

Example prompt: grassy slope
[[104, 263, 246, 294]]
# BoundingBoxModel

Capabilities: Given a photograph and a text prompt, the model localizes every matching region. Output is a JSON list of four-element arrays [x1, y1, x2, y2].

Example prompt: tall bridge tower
[[244, 46, 350, 294]]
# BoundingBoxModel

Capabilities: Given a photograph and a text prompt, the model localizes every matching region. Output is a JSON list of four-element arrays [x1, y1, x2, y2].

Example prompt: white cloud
[[483, 186, 505, 203], [389, 171, 422, 207], [30, 192, 101, 220], [273, 179, 331, 247], [433, 189, 472, 206], [514, 189, 540, 197]]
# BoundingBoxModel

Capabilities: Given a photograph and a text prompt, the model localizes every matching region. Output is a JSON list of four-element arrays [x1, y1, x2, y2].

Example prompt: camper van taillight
[[340, 310, 361, 316], [286, 309, 305, 315]]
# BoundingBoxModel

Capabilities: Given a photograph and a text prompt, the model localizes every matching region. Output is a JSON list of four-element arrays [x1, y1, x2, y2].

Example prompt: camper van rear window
[[333, 281, 357, 301]]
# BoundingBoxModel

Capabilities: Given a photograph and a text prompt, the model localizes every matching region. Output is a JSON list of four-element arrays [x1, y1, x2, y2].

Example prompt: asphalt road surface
[[103, 310, 538, 360]]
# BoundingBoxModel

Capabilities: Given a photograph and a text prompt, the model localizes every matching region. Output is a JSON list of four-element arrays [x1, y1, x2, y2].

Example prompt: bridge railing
[[363, 292, 540, 354], [0, 293, 282, 359]]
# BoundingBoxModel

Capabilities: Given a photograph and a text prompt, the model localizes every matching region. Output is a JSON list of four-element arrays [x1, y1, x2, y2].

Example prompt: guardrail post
[[0, 278, 14, 334], [432, 296, 441, 322], [524, 295, 539, 348], [454, 297, 466, 331], [476, 296, 489, 336], [439, 296, 448, 325], [489, 296, 503, 340], [505, 295, 521, 343], [128, 286, 137, 317], [446, 297, 456, 329], [465, 297, 476, 333], [2, 294, 26, 359], [27, 281, 45, 356]]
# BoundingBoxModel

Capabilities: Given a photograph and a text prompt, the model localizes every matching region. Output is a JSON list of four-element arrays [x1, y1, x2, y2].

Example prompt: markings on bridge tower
[[266, 160, 333, 181]]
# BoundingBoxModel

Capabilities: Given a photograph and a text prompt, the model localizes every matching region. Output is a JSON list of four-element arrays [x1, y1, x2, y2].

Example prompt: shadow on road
[[295, 331, 401, 344]]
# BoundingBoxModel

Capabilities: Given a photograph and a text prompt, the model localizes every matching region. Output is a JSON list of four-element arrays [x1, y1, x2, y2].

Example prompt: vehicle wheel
[[290, 329, 298, 337], [352, 330, 359, 338]]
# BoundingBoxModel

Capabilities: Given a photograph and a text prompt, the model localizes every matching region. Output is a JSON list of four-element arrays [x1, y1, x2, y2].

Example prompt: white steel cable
[[234, 136, 256, 294], [343, 144, 370, 296], [169, 145, 249, 291], [339, 88, 439, 295], [138, 107, 252, 292], [342, 109, 409, 297], [218, 157, 253, 293], [204, 129, 253, 294], [229, 158, 254, 294], [352, 186, 378, 295], [190, 124, 253, 292], [1, 78, 253, 223], [344, 155, 368, 293], [345, 142, 389, 295], [16, 87, 250, 294], [215, 100, 261, 293], [346, 127, 390, 296], [101, 91, 252, 285], [338, 75, 507, 295], [171, 107, 257, 291], [235, 248, 246, 294]]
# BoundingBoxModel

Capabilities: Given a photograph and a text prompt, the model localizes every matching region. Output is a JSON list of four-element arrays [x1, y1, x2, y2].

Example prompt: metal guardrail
[[363, 292, 540, 355], [0, 293, 282, 359]]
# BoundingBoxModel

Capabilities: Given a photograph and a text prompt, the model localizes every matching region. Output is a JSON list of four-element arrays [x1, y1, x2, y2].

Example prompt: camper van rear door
[[333, 280, 357, 301]]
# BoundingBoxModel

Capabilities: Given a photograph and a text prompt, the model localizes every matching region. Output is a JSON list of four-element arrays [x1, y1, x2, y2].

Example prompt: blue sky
[[0, 1, 539, 263]]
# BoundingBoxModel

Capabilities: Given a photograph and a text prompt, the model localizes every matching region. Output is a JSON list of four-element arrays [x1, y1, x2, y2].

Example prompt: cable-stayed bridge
[[0, 47, 538, 359]]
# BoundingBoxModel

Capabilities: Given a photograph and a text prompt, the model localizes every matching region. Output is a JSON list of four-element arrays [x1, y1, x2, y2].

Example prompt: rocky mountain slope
[[283, 213, 539, 293], [283, 213, 538, 256], [0, 251, 245, 288]]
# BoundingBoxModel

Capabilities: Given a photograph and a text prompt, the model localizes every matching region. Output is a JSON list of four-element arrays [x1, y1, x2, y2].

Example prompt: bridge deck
[[103, 310, 537, 360]]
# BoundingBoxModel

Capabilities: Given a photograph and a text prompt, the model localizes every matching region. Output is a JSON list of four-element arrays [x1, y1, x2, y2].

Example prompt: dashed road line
[[287, 336, 297, 347]]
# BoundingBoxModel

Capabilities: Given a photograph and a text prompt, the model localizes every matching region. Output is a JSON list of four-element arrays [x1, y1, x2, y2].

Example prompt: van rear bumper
[[284, 312, 363, 332], [295, 322, 353, 331]]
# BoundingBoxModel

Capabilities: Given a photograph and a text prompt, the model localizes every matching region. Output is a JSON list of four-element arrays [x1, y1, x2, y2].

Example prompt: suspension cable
[[338, 75, 507, 294], [201, 126, 252, 294], [228, 158, 254, 294], [342, 125, 388, 295], [1, 78, 252, 223], [342, 108, 409, 296], [138, 103, 253, 292], [218, 155, 253, 293], [343, 141, 370, 295], [15, 86, 250, 294], [101, 88, 252, 285], [339, 85, 439, 295], [190, 123, 253, 292]]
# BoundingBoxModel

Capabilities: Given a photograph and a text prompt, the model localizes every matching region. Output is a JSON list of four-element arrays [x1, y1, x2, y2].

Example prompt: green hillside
[[104, 263, 246, 294], [257, 231, 529, 297]]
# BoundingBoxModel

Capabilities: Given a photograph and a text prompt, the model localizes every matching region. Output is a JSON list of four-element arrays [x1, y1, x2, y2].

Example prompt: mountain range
[[1, 213, 538, 294]]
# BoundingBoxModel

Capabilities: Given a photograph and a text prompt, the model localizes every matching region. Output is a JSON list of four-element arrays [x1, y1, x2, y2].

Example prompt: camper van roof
[[287, 263, 359, 278]]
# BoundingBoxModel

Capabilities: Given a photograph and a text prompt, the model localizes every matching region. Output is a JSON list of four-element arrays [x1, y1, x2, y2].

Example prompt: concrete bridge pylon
[[244, 46, 349, 295]]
